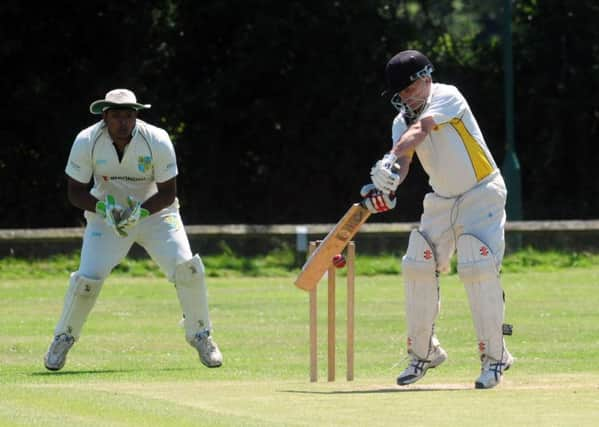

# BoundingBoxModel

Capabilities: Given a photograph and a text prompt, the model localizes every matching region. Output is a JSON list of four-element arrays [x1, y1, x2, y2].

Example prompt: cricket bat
[[294, 203, 371, 291]]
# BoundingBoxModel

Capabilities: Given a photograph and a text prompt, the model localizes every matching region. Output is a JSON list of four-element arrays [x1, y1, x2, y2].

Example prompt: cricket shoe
[[397, 346, 448, 386], [475, 351, 514, 389], [189, 330, 223, 368], [44, 333, 75, 371]]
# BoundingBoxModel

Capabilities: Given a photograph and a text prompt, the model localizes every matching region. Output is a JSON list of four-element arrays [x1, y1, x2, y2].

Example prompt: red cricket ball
[[332, 253, 346, 268]]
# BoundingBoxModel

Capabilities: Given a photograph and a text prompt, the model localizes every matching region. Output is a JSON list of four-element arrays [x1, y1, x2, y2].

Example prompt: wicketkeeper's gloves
[[95, 194, 128, 237], [118, 196, 150, 233]]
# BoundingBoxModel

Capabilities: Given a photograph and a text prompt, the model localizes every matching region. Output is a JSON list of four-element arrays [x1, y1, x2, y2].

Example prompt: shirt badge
[[138, 156, 152, 173], [164, 214, 181, 231]]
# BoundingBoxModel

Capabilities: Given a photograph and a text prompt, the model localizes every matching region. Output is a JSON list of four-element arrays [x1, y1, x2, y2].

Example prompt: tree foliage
[[1, 0, 598, 227]]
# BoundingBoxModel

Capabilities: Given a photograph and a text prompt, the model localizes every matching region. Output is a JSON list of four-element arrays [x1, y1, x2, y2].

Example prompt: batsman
[[44, 89, 222, 371], [368, 50, 514, 389]]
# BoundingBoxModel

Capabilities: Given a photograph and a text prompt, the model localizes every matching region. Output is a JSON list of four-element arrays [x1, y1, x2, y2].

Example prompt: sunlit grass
[[1, 266, 599, 426], [2, 245, 598, 279]]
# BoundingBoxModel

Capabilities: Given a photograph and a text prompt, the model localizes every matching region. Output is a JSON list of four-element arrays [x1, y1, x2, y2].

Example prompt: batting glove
[[360, 183, 396, 214], [95, 195, 127, 237], [370, 153, 401, 193], [118, 196, 150, 233]]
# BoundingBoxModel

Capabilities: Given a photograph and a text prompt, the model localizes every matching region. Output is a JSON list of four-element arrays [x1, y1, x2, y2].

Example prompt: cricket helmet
[[384, 50, 434, 94]]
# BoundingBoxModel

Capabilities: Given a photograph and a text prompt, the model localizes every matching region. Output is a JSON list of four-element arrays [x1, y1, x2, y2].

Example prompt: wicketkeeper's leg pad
[[175, 255, 212, 341], [55, 272, 104, 339], [457, 234, 507, 360], [401, 230, 441, 360]]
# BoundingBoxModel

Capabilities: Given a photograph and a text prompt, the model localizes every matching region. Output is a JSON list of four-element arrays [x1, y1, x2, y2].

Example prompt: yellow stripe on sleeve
[[449, 118, 494, 181]]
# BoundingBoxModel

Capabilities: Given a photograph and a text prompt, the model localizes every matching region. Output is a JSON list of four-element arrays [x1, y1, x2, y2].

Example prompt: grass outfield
[[1, 258, 599, 425]]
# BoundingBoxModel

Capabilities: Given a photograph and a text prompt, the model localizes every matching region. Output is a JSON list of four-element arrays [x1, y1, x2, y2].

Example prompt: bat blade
[[294, 203, 370, 291]]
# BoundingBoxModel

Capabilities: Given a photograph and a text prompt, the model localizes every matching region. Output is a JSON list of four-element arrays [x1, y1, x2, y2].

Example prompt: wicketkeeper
[[44, 89, 222, 371], [363, 50, 514, 389]]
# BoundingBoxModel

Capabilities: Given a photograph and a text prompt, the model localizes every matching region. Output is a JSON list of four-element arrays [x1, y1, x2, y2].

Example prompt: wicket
[[308, 240, 355, 382]]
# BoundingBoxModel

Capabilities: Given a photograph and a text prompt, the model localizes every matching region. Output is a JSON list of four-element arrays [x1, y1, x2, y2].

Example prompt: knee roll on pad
[[175, 255, 211, 340], [73, 273, 103, 297], [401, 230, 440, 359], [457, 234, 506, 360], [456, 234, 498, 284], [401, 230, 437, 282], [175, 254, 205, 287], [55, 272, 104, 338]]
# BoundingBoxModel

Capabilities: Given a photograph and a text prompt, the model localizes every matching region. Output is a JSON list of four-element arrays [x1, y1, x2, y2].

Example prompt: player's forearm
[[67, 186, 99, 213], [390, 116, 434, 159], [395, 155, 412, 186], [141, 177, 177, 214], [140, 191, 175, 215], [390, 128, 425, 159]]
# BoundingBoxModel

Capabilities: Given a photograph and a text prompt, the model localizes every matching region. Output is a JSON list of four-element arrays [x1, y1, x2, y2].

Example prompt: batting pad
[[402, 230, 440, 359], [175, 255, 211, 341], [457, 234, 506, 360], [55, 272, 104, 339]]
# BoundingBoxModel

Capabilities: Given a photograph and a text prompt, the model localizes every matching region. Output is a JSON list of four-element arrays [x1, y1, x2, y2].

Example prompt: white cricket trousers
[[418, 170, 507, 272], [79, 204, 193, 281]]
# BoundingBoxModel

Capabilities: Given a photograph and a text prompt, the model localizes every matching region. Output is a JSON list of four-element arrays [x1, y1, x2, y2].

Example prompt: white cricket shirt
[[392, 83, 497, 198], [65, 120, 178, 207]]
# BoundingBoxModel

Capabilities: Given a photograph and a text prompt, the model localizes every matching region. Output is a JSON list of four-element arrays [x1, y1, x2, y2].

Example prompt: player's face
[[103, 109, 138, 143], [399, 77, 431, 110]]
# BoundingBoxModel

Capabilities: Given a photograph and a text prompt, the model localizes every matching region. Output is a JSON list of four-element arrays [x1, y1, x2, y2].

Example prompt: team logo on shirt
[[164, 214, 181, 231], [138, 156, 152, 172]]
